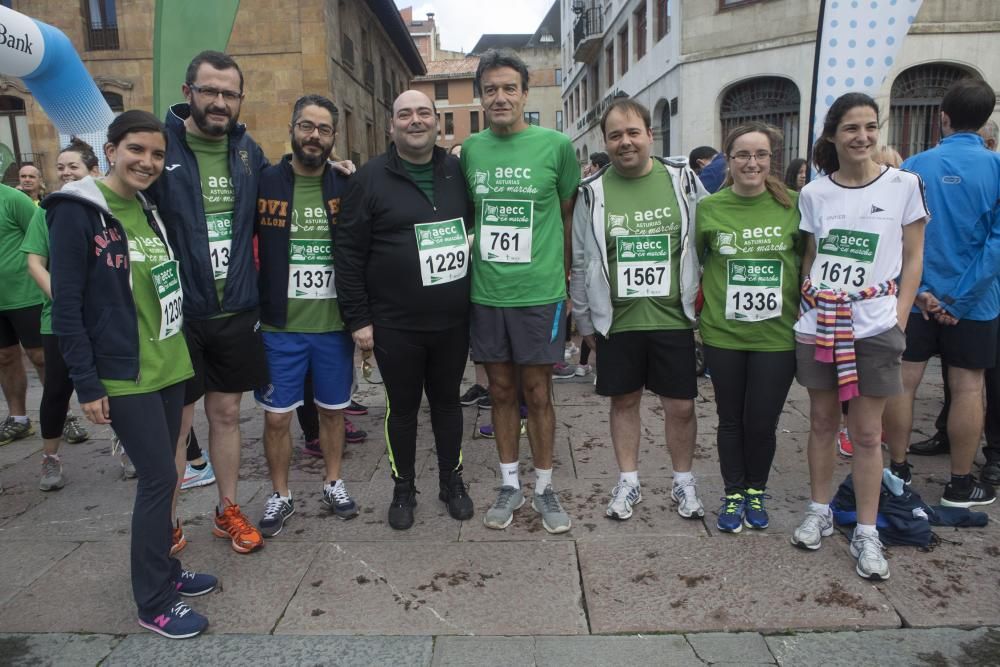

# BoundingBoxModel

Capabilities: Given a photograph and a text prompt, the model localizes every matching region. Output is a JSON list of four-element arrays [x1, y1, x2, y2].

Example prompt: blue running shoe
[[743, 488, 770, 530], [138, 601, 208, 639], [175, 570, 218, 597], [322, 479, 358, 519], [716, 493, 745, 533]]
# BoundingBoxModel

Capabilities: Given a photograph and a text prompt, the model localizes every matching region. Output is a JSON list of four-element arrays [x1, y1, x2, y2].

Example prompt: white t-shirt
[[794, 166, 928, 340]]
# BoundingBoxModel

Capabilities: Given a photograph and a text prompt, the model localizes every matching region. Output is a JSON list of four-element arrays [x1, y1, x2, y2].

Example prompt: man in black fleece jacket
[[335, 90, 474, 530]]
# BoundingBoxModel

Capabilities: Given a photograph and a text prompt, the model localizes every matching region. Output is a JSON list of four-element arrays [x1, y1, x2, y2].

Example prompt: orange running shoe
[[170, 519, 187, 557], [212, 498, 263, 553]]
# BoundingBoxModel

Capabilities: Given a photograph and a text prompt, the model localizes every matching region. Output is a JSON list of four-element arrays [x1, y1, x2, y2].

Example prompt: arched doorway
[[660, 100, 671, 156], [719, 77, 800, 175], [0, 95, 32, 185], [889, 63, 975, 159]]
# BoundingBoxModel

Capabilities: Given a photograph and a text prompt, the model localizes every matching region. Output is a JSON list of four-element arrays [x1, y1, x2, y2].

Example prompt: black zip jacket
[[335, 144, 471, 332], [145, 103, 268, 320], [255, 156, 349, 329], [46, 177, 176, 403]]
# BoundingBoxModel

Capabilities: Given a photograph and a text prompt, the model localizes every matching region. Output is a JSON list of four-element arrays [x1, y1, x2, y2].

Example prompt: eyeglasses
[[294, 121, 335, 138], [729, 151, 772, 164], [188, 84, 243, 103]]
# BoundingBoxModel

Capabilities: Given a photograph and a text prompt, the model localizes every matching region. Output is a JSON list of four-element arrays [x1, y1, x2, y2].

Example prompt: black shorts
[[902, 312, 998, 370], [595, 328, 697, 399], [0, 304, 42, 349], [470, 302, 566, 366], [182, 309, 270, 404]]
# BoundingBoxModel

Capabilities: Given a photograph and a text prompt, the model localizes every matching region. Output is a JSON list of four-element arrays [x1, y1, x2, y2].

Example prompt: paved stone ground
[[0, 351, 998, 665]]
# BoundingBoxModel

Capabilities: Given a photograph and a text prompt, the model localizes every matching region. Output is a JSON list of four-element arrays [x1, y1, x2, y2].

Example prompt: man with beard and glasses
[[253, 95, 357, 537], [146, 50, 271, 555], [336, 90, 474, 530]]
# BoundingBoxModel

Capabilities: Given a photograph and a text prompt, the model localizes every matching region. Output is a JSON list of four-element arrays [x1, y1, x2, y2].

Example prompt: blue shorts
[[255, 331, 354, 412]]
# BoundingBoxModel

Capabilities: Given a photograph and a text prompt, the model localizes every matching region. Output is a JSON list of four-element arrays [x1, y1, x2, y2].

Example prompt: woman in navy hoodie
[[47, 110, 216, 639]]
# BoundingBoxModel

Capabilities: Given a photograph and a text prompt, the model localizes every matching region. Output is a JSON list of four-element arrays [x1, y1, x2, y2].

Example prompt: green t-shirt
[[96, 181, 194, 396], [603, 161, 689, 333], [462, 125, 579, 307], [696, 187, 803, 352], [0, 183, 44, 309], [262, 175, 344, 334], [19, 208, 51, 334], [186, 133, 234, 311], [401, 158, 435, 205]]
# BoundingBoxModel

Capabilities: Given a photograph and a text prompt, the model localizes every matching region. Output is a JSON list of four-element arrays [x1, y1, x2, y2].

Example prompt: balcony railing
[[86, 25, 119, 51], [573, 8, 603, 63]]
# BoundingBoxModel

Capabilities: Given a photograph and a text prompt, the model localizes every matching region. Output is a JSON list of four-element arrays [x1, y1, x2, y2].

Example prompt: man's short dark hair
[[688, 146, 717, 166], [186, 50, 244, 92], [291, 94, 339, 128], [589, 152, 610, 168], [599, 98, 651, 137], [942, 78, 996, 132], [475, 49, 530, 94]]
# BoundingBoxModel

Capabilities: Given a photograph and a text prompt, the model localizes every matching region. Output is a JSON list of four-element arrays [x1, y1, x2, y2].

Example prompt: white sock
[[673, 470, 693, 486], [12, 415, 28, 424], [808, 500, 831, 516], [854, 523, 878, 537], [500, 462, 520, 489], [619, 470, 639, 487], [275, 490, 291, 502], [535, 467, 553, 493]]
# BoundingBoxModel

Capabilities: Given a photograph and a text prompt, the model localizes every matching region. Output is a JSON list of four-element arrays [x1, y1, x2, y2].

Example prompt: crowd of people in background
[[0, 47, 997, 639]]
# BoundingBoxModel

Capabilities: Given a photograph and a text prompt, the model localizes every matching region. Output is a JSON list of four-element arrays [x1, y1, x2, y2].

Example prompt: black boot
[[388, 477, 417, 530], [909, 431, 950, 456], [440, 469, 474, 521]]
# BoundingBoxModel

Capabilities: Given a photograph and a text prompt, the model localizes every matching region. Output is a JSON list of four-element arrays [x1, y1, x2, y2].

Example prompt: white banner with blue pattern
[[810, 0, 925, 157]]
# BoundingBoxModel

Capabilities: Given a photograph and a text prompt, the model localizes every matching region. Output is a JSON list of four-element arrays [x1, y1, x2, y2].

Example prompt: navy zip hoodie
[[145, 103, 268, 320], [46, 177, 175, 403]]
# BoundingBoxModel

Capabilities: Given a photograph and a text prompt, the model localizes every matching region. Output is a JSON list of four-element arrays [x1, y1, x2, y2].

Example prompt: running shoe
[[552, 362, 576, 379], [743, 488, 770, 529], [138, 601, 208, 639], [170, 520, 187, 557], [175, 570, 217, 597], [111, 433, 137, 479], [716, 493, 745, 533], [322, 479, 358, 519], [439, 469, 474, 520], [791, 507, 834, 550], [850, 529, 890, 581], [39, 454, 65, 491], [531, 485, 571, 534], [62, 414, 89, 444], [479, 406, 528, 439], [888, 460, 913, 487], [606, 481, 642, 521], [0, 417, 33, 446], [909, 430, 950, 456], [837, 428, 853, 457], [213, 499, 264, 553], [982, 459, 1000, 487], [345, 400, 369, 416], [483, 485, 524, 529], [388, 477, 417, 530], [460, 384, 490, 406], [303, 438, 323, 458], [345, 419, 367, 443], [671, 478, 705, 518], [181, 459, 216, 490], [574, 363, 593, 377], [564, 342, 579, 361], [940, 478, 996, 508], [259, 492, 295, 537]]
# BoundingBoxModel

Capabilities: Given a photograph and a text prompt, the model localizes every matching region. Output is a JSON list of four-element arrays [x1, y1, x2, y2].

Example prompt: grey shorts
[[470, 302, 566, 366], [795, 325, 906, 397]]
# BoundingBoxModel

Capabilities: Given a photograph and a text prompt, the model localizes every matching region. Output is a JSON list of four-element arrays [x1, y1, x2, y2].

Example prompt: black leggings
[[374, 323, 468, 481], [704, 346, 796, 494], [40, 334, 76, 440], [110, 381, 185, 617]]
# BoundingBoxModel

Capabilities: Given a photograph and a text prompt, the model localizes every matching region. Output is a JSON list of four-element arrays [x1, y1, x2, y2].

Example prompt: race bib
[[814, 229, 878, 291], [480, 199, 533, 263], [288, 239, 335, 299], [206, 211, 234, 280], [151, 260, 184, 340], [724, 259, 782, 321], [616, 234, 670, 298], [415, 218, 468, 286]]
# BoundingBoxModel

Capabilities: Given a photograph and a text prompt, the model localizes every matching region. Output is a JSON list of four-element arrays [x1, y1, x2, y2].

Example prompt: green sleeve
[[20, 208, 49, 258], [556, 136, 581, 202]]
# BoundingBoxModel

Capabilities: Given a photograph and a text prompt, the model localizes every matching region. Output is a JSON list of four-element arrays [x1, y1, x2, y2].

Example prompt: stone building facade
[[1, 0, 424, 184]]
